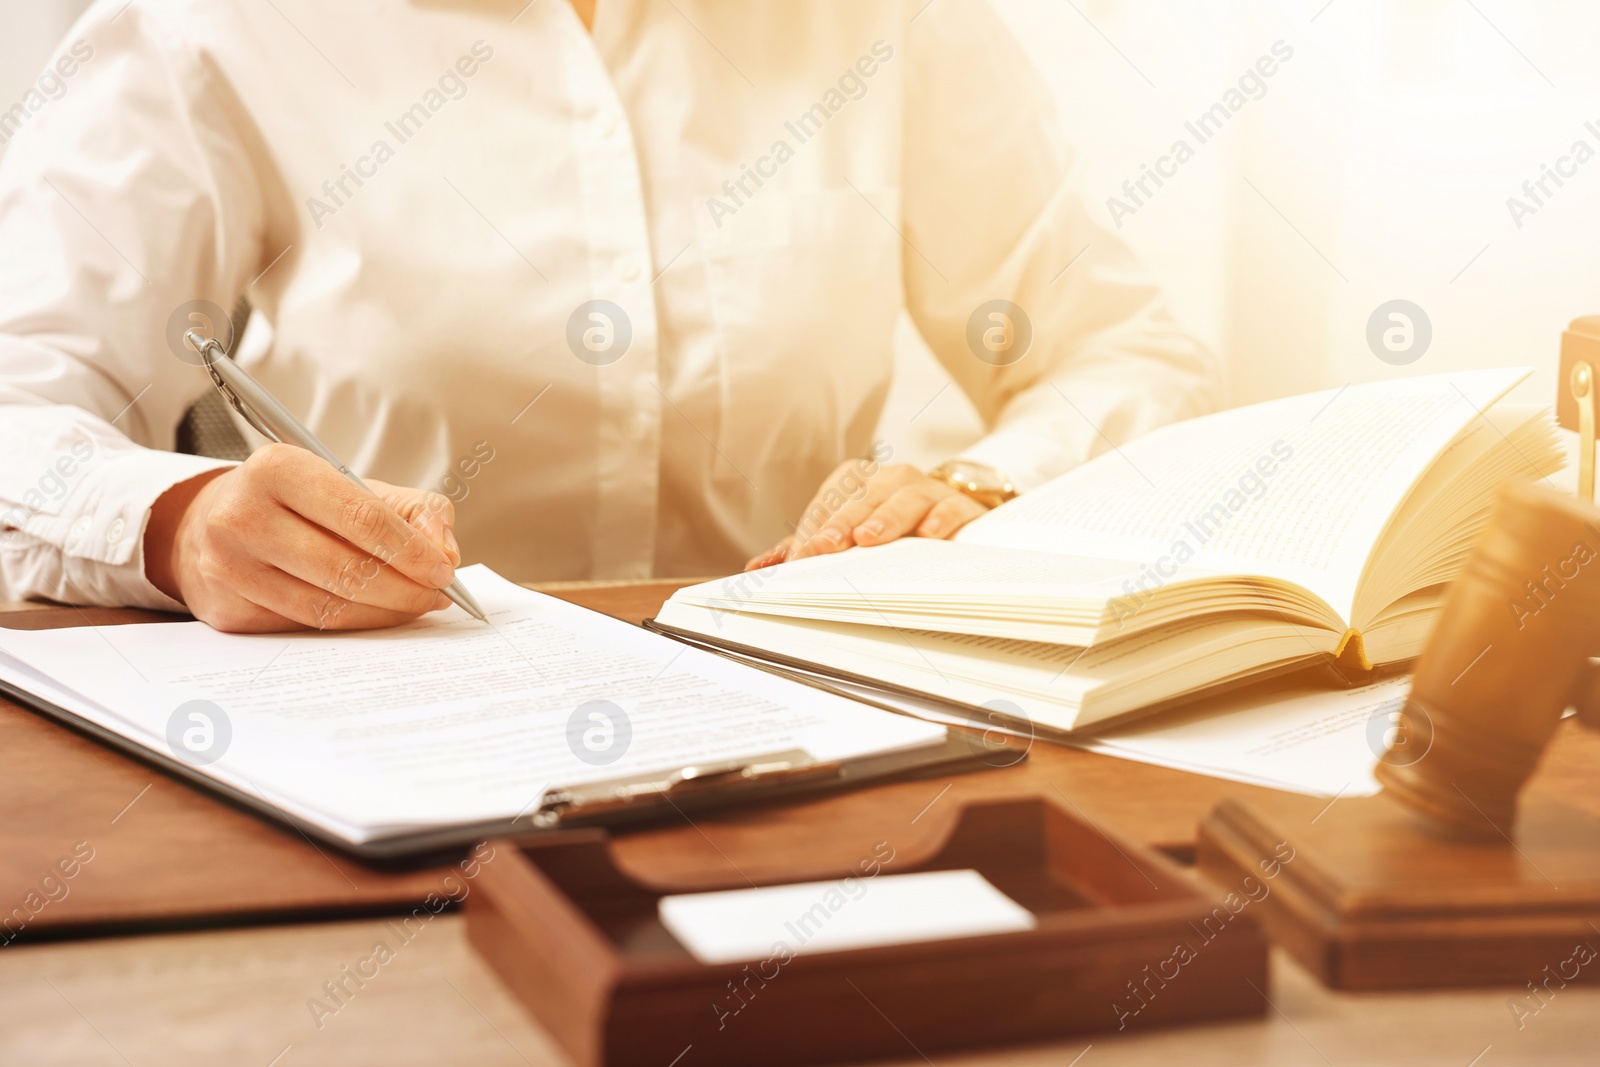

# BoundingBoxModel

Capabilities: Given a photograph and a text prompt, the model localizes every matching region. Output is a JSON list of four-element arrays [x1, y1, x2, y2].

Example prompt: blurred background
[[9, 0, 1598, 469]]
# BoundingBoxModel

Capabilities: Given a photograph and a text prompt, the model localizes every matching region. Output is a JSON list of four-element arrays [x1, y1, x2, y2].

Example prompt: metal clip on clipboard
[[529, 748, 840, 828]]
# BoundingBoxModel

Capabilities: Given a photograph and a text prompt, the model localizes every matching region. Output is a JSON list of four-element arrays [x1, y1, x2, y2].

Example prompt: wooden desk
[[0, 582, 1302, 939], [5, 916, 1598, 1066], [3, 583, 1599, 1065]]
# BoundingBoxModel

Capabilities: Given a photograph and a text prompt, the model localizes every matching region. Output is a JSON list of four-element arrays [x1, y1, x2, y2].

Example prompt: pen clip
[[529, 748, 838, 828], [185, 329, 284, 444]]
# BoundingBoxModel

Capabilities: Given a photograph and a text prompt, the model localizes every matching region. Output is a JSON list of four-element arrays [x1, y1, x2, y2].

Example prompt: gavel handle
[[1570, 661, 1600, 730]]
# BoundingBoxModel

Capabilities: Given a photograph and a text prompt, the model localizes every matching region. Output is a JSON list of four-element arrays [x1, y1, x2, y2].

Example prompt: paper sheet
[[1077, 675, 1409, 797], [714, 650, 1407, 798], [659, 869, 1035, 965], [0, 567, 946, 843]]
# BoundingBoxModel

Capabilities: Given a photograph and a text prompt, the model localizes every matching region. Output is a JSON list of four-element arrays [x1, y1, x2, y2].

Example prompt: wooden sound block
[[1198, 790, 1600, 990]]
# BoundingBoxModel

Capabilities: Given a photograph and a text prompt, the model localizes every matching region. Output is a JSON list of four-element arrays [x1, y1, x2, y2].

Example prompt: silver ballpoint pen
[[184, 329, 488, 623]]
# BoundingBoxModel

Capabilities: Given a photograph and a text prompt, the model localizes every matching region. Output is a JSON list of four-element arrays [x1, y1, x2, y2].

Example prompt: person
[[0, 0, 1217, 632]]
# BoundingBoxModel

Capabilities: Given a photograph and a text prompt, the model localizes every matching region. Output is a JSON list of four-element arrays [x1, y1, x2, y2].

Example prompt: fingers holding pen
[[250, 509, 450, 617], [257, 446, 459, 592], [193, 559, 446, 632], [150, 444, 461, 633], [375, 482, 461, 566]]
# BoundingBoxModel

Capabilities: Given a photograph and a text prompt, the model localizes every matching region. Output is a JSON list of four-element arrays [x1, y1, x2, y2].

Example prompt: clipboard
[[0, 669, 1004, 863]]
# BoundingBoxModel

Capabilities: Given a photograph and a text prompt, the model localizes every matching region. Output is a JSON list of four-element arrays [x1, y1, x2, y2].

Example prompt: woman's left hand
[[745, 462, 990, 570]]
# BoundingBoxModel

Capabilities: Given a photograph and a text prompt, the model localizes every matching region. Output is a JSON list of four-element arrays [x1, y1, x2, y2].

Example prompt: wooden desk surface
[[5, 914, 1597, 1067], [0, 582, 1304, 940], [4, 583, 1598, 940], [3, 583, 1599, 1064]]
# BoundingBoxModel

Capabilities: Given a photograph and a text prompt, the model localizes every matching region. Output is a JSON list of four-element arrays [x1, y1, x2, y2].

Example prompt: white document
[[1077, 674, 1410, 797], [0, 567, 946, 846], [658, 868, 1036, 965], [726, 653, 1406, 798]]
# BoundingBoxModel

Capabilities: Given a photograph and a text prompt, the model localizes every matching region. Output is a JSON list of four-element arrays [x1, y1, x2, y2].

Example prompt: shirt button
[[69, 517, 90, 546], [596, 112, 620, 139], [106, 517, 126, 543], [616, 257, 641, 283], [630, 379, 656, 438]]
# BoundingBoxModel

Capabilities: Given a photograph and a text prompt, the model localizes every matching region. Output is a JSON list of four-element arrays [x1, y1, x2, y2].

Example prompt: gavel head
[[1375, 479, 1600, 836]]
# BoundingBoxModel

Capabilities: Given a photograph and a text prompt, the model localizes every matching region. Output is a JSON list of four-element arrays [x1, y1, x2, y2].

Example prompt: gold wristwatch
[[927, 460, 1018, 510]]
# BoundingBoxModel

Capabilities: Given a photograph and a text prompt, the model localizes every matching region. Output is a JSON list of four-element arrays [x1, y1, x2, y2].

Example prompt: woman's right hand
[[143, 443, 461, 632]]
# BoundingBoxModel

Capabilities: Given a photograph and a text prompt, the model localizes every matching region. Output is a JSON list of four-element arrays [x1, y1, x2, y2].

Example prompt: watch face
[[934, 462, 1016, 505], [948, 462, 1001, 491]]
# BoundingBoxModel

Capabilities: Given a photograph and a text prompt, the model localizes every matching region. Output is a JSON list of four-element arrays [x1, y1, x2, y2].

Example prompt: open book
[[0, 568, 960, 856], [654, 369, 1564, 733]]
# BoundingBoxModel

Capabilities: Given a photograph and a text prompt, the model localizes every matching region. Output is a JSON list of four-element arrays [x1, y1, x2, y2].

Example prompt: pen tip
[[444, 584, 489, 623]]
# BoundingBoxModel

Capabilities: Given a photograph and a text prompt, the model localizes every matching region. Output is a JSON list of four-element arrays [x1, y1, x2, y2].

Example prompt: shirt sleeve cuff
[[23, 448, 235, 611], [953, 378, 1129, 493]]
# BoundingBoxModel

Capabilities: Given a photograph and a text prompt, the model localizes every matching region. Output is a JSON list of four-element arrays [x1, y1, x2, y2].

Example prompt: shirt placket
[[566, 32, 661, 579]]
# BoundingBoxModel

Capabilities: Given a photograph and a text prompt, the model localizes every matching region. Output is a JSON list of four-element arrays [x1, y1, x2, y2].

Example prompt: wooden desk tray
[[466, 797, 1267, 1067]]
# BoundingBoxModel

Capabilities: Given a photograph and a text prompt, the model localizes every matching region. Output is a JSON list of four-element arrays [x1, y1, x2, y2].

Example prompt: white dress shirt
[[0, 0, 1218, 610]]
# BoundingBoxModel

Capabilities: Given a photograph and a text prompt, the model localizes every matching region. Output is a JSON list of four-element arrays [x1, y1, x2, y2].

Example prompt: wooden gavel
[[1380, 320, 1600, 835], [1375, 478, 1600, 835], [1558, 316, 1599, 501]]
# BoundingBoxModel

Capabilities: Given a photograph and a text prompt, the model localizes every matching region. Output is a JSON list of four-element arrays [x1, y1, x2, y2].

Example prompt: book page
[[660, 599, 1333, 730], [672, 536, 1239, 645], [957, 368, 1529, 620], [0, 568, 946, 844]]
